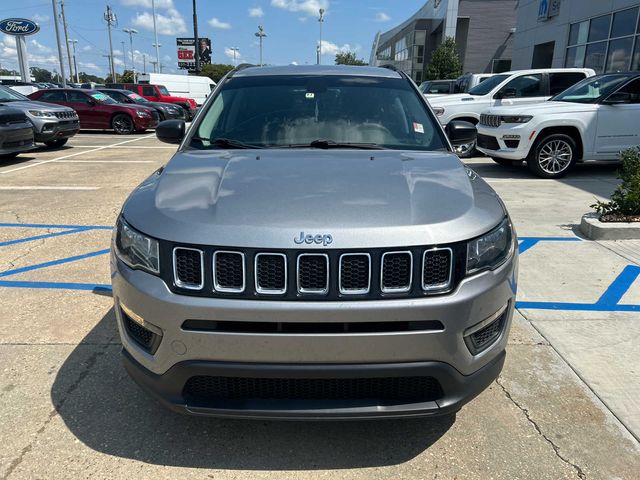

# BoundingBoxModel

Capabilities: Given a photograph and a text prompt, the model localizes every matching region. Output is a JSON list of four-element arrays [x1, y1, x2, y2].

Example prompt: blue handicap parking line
[[0, 227, 92, 247], [0, 280, 112, 292], [518, 236, 582, 254], [0, 222, 112, 230], [0, 249, 111, 278]]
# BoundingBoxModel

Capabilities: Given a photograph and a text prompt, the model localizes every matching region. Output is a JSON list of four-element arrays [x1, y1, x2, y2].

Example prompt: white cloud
[[374, 12, 390, 22], [78, 61, 100, 71], [298, 17, 308, 22], [32, 13, 50, 23], [113, 57, 124, 66], [82, 45, 93, 52], [208, 17, 231, 29], [248, 6, 264, 17], [121, 0, 175, 8], [132, 7, 186, 35], [0, 35, 58, 66], [162, 54, 172, 61], [320, 40, 356, 56], [271, 0, 328, 16]]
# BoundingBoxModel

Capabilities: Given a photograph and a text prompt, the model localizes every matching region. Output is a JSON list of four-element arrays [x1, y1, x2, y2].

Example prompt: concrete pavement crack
[[1, 336, 118, 480], [495, 376, 587, 479]]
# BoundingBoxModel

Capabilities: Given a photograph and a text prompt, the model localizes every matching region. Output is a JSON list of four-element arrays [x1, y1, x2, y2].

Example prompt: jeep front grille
[[381, 251, 412, 293], [479, 113, 501, 128], [166, 244, 460, 300], [213, 251, 245, 292], [339, 254, 371, 294], [173, 247, 204, 290], [255, 253, 287, 294]]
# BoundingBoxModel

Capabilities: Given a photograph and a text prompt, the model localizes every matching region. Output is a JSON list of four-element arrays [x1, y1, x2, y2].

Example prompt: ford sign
[[0, 18, 40, 36]]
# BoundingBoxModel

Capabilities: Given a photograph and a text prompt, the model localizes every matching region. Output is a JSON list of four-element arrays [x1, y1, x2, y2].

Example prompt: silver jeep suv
[[111, 65, 518, 419]]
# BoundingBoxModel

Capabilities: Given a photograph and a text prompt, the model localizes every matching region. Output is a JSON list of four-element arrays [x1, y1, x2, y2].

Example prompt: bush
[[592, 146, 640, 221]]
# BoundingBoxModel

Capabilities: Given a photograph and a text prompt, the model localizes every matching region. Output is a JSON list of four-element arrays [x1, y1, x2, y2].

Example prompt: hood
[[484, 100, 596, 116], [0, 100, 74, 112], [123, 149, 505, 249], [119, 103, 154, 113], [145, 101, 180, 110]]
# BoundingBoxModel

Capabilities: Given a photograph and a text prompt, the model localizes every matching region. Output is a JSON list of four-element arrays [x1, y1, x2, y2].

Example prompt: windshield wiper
[[284, 139, 386, 150], [191, 137, 263, 149]]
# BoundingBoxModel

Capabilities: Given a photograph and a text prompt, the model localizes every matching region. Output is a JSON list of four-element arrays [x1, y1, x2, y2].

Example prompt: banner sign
[[177, 37, 211, 71]]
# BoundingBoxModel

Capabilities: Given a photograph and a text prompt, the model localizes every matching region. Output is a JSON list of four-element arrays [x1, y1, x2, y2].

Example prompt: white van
[[137, 73, 216, 106]]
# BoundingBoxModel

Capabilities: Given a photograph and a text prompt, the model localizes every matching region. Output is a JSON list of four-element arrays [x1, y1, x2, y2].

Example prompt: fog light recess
[[464, 303, 509, 355]]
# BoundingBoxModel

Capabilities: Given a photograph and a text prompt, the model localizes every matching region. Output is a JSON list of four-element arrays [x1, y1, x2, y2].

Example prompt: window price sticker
[[413, 122, 424, 134]]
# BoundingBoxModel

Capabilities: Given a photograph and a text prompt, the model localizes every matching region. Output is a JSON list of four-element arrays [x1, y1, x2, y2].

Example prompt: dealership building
[[512, 0, 640, 72], [369, 0, 518, 83]]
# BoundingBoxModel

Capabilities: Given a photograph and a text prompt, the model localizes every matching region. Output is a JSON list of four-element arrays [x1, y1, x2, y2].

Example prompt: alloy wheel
[[537, 139, 573, 174]]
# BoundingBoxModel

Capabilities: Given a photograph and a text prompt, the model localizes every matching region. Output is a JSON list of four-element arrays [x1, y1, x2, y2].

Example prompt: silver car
[[111, 65, 518, 420], [0, 85, 79, 148]]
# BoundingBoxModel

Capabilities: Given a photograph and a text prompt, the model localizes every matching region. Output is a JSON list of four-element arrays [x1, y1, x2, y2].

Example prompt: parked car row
[[419, 73, 495, 98]]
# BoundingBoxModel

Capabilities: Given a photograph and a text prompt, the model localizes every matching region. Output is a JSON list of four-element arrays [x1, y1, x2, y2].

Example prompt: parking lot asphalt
[[1, 133, 639, 479]]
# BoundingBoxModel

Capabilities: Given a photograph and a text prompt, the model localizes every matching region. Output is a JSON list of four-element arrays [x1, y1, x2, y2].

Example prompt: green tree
[[200, 63, 234, 83], [425, 37, 463, 80], [335, 51, 368, 66], [78, 72, 105, 84], [30, 67, 52, 82]]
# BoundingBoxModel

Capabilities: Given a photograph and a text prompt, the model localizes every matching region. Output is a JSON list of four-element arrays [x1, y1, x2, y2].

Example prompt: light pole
[[123, 28, 137, 82], [121, 40, 126, 71], [229, 47, 240, 66], [192, 0, 200, 73], [152, 44, 162, 72], [104, 5, 117, 82], [254, 25, 266, 66], [151, 0, 160, 70], [317, 8, 324, 65], [60, 0, 74, 82], [51, 0, 67, 87], [68, 39, 79, 83]]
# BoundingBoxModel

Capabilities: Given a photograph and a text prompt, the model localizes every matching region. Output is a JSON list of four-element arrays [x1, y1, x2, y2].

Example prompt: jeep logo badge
[[294, 232, 333, 246]]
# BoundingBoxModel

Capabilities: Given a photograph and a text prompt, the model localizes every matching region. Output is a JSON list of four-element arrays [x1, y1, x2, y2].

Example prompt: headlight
[[500, 115, 532, 124], [115, 217, 160, 274], [433, 107, 445, 116], [136, 110, 151, 118], [467, 218, 513, 274], [28, 110, 56, 117]]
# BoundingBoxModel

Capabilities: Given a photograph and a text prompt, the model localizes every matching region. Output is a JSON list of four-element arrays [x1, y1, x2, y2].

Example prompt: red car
[[28, 89, 159, 134], [107, 83, 197, 120]]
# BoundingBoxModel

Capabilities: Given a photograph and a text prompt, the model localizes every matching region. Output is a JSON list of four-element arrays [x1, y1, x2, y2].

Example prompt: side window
[[500, 74, 544, 98], [67, 91, 92, 104], [40, 91, 66, 101], [614, 78, 640, 104], [142, 86, 156, 96], [549, 73, 586, 96], [124, 85, 137, 93]]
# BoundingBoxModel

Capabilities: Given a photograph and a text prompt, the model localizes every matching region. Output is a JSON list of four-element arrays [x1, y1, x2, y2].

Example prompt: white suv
[[476, 73, 640, 178], [429, 68, 595, 157]]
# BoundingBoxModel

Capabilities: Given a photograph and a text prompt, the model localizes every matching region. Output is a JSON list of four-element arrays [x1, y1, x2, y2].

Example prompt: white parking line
[[55, 160, 155, 164], [0, 186, 100, 190], [0, 134, 154, 174], [70, 145, 175, 149]]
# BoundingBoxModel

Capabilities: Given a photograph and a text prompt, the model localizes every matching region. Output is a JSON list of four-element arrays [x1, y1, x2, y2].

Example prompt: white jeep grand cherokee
[[476, 73, 640, 178]]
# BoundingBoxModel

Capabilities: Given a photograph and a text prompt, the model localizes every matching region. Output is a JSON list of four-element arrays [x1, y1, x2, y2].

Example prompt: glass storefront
[[566, 6, 640, 73]]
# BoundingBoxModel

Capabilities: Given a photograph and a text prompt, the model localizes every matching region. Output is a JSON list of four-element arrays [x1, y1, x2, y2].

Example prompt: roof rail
[[227, 63, 257, 78], [378, 64, 399, 72]]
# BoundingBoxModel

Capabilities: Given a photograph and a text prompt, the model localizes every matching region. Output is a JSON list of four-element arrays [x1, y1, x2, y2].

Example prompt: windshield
[[157, 85, 170, 95], [0, 86, 28, 102], [91, 92, 117, 105], [467, 74, 510, 95], [128, 93, 149, 103], [551, 75, 630, 104], [193, 75, 447, 151], [418, 82, 431, 93]]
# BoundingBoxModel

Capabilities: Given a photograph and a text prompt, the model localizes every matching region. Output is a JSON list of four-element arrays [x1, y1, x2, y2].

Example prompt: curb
[[580, 213, 640, 240]]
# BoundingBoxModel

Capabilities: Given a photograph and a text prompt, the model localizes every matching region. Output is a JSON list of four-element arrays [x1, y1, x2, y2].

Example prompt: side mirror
[[495, 87, 517, 100], [446, 120, 477, 146], [87, 99, 97, 106], [604, 92, 632, 105], [156, 119, 185, 144]]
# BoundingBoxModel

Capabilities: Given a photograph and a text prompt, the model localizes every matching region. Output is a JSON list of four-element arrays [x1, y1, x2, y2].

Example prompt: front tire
[[111, 114, 135, 135], [44, 138, 68, 148], [527, 134, 577, 178]]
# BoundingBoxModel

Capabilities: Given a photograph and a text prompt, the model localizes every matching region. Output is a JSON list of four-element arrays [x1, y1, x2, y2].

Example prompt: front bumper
[[133, 115, 159, 130], [0, 123, 35, 155], [122, 347, 506, 419], [112, 240, 517, 418], [476, 125, 535, 160], [34, 118, 80, 142]]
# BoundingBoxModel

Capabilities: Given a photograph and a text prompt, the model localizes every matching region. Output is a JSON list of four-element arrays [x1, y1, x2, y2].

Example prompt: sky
[[0, 0, 425, 78]]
